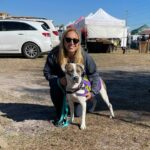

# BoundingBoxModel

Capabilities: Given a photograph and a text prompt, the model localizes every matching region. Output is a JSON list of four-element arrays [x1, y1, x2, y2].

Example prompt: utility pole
[[125, 10, 128, 26]]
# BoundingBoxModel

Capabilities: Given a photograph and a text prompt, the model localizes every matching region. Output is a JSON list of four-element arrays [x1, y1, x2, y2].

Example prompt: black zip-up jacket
[[43, 46, 101, 96]]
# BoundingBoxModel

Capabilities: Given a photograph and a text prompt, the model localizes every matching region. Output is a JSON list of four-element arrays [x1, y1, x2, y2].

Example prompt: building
[[0, 12, 10, 18]]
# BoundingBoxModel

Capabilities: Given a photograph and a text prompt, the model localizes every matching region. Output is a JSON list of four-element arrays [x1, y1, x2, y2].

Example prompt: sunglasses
[[65, 37, 79, 44]]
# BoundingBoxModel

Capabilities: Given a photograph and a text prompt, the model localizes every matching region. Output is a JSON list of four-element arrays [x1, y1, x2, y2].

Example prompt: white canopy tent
[[74, 8, 127, 47]]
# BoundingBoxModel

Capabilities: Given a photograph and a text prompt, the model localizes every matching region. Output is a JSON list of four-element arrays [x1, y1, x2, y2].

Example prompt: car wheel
[[22, 42, 41, 59]]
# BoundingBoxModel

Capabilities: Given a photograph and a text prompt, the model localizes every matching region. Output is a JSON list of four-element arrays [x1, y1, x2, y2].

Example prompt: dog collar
[[66, 77, 91, 97], [66, 82, 84, 94]]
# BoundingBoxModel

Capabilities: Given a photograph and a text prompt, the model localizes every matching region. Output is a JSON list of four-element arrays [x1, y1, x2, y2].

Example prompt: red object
[[52, 31, 59, 36], [140, 29, 150, 35], [81, 28, 87, 38], [42, 32, 50, 37]]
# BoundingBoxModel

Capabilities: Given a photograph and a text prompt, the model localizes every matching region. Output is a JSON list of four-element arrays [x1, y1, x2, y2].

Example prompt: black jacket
[[43, 46, 100, 95]]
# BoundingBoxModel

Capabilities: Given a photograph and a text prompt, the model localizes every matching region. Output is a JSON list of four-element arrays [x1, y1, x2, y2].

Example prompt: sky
[[0, 0, 150, 30]]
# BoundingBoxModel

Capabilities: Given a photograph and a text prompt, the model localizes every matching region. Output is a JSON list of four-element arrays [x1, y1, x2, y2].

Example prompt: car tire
[[22, 42, 41, 59]]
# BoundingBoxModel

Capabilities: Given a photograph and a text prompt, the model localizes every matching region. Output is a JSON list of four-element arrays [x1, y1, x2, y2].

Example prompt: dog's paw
[[69, 118, 74, 123], [110, 114, 115, 119], [71, 117, 74, 123], [80, 124, 86, 130], [110, 116, 113, 119]]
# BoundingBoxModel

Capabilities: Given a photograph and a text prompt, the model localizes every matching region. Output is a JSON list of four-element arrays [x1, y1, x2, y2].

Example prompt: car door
[[0, 21, 26, 53]]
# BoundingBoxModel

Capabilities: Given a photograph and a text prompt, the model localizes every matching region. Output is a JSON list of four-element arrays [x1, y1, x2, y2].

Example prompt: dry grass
[[0, 49, 150, 150]]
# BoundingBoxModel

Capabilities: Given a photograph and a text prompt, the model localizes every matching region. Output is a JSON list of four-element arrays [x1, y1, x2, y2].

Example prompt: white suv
[[0, 19, 53, 58], [15, 17, 60, 47]]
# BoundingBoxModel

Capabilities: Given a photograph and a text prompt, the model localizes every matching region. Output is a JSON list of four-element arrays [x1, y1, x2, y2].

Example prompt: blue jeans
[[49, 78, 64, 119]]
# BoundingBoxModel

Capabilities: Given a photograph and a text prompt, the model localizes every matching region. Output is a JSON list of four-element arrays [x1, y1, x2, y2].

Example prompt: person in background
[[127, 35, 132, 50], [43, 28, 101, 122], [141, 35, 146, 41], [139, 34, 148, 53], [147, 34, 150, 52]]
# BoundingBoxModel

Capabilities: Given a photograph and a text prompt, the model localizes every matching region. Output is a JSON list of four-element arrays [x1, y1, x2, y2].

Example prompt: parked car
[[32, 18, 60, 47], [11, 17, 60, 47], [0, 19, 53, 58]]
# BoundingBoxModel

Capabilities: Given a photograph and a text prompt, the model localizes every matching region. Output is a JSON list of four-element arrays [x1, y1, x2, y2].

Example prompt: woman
[[43, 28, 101, 121]]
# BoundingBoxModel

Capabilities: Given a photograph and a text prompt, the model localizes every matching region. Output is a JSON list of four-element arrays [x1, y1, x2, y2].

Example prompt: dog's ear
[[61, 63, 71, 72], [77, 64, 84, 71], [77, 63, 85, 75]]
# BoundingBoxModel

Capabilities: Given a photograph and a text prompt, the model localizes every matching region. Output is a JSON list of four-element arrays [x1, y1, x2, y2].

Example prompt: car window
[[38, 21, 50, 29], [0, 22, 2, 31], [41, 23, 49, 31], [2, 21, 37, 31]]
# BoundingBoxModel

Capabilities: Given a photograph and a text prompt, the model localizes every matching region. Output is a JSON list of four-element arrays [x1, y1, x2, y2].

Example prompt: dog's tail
[[101, 78, 107, 90]]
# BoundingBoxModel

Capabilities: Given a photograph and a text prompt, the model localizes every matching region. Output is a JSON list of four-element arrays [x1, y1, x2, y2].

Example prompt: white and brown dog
[[62, 63, 114, 130]]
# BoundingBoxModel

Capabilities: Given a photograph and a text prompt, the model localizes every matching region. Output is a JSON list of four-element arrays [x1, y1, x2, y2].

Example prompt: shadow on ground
[[0, 70, 149, 123], [95, 70, 150, 112], [0, 103, 55, 122], [0, 54, 45, 59]]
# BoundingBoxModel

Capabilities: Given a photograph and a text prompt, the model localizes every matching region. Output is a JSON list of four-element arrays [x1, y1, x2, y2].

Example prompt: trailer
[[73, 8, 127, 52]]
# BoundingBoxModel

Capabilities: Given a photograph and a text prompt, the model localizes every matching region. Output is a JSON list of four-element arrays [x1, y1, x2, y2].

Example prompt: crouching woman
[[43, 28, 101, 123]]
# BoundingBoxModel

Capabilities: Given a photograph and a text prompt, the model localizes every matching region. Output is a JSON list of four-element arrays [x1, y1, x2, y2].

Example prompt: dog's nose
[[73, 76, 79, 82]]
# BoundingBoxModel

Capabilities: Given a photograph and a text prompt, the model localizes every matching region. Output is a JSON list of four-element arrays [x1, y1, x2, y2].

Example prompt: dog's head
[[61, 63, 84, 86]]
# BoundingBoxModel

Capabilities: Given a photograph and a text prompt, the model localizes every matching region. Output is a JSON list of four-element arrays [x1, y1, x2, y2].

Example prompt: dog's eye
[[67, 69, 74, 76], [76, 68, 82, 75], [67, 72, 72, 76]]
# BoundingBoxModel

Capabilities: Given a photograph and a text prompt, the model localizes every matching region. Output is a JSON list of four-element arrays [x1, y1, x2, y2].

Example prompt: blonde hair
[[58, 28, 84, 66]]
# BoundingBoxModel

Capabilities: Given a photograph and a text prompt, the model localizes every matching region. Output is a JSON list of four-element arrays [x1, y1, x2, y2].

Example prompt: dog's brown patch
[[65, 63, 73, 71], [65, 63, 84, 76], [76, 64, 84, 76], [65, 63, 74, 75]]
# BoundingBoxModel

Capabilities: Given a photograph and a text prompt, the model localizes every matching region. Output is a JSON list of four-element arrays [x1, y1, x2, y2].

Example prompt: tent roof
[[86, 12, 93, 17], [65, 21, 75, 28], [74, 16, 85, 25], [131, 24, 149, 35], [85, 8, 126, 27]]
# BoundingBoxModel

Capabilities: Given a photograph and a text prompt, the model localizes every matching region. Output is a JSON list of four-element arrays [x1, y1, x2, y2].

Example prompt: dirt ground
[[0, 49, 150, 150]]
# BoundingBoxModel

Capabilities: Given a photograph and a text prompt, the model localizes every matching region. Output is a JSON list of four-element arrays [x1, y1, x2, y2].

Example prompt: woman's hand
[[85, 92, 92, 100], [59, 77, 67, 86]]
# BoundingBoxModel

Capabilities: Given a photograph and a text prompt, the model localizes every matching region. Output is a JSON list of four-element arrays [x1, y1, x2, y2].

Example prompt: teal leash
[[53, 79, 70, 127]]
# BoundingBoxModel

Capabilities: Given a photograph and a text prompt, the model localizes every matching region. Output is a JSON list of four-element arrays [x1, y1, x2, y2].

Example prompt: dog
[[61, 63, 114, 130]]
